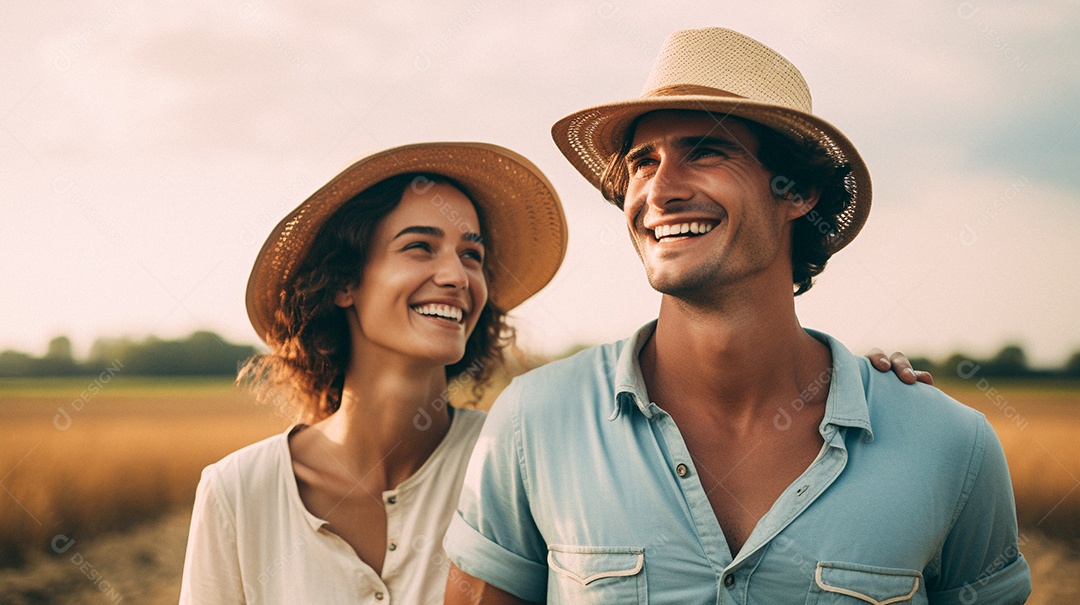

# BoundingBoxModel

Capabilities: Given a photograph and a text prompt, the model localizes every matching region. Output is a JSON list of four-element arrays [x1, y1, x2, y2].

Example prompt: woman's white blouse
[[179, 407, 486, 605]]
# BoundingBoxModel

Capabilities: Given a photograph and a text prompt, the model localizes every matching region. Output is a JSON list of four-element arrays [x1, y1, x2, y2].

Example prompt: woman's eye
[[403, 241, 432, 253], [463, 249, 484, 263]]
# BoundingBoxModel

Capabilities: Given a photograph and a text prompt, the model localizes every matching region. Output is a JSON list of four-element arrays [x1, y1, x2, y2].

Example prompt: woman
[[179, 142, 926, 604], [179, 142, 567, 604]]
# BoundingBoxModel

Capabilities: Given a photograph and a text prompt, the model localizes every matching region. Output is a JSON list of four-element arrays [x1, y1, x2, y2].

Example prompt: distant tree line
[[896, 344, 1080, 380], [547, 343, 1080, 381], [3, 335, 1079, 379], [0, 332, 260, 377], [546, 343, 1080, 380]]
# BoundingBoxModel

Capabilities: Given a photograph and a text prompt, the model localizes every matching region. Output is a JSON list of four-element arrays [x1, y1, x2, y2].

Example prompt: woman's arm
[[445, 563, 541, 605], [179, 467, 246, 604]]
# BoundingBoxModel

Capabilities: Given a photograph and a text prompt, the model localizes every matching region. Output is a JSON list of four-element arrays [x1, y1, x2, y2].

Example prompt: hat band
[[642, 84, 746, 99]]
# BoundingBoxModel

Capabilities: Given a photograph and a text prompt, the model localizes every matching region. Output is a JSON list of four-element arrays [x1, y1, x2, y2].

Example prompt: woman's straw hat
[[246, 142, 567, 342], [552, 27, 870, 252]]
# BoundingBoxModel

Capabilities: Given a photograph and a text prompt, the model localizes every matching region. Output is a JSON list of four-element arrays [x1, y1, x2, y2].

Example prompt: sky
[[2, 0, 1078, 367]]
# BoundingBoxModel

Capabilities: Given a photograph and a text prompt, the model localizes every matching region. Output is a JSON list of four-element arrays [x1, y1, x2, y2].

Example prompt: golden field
[[0, 375, 1078, 603], [0, 377, 287, 568]]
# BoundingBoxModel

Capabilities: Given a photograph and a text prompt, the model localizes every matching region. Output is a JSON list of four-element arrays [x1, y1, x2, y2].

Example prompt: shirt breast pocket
[[807, 561, 926, 605], [547, 545, 647, 604]]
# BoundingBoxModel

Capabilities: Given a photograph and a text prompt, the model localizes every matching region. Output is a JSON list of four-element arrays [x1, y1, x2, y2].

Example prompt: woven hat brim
[[246, 142, 567, 342], [552, 95, 871, 253]]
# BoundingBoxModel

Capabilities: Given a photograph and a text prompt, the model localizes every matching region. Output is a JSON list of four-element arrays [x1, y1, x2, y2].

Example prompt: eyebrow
[[625, 135, 745, 164], [392, 226, 443, 240], [392, 225, 484, 246]]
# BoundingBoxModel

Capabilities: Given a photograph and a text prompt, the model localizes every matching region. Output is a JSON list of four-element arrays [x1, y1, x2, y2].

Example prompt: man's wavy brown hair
[[599, 113, 853, 295], [239, 173, 514, 423]]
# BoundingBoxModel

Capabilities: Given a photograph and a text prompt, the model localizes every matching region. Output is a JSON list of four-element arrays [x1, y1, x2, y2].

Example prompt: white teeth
[[412, 304, 464, 322], [653, 222, 715, 239]]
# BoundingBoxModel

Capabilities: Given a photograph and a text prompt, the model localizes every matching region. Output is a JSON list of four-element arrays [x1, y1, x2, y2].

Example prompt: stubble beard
[[639, 233, 780, 309]]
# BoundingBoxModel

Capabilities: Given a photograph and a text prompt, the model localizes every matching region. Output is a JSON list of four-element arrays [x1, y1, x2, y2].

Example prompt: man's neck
[[641, 280, 831, 426]]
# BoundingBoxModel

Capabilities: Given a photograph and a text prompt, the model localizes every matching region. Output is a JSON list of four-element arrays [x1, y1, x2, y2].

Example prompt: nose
[[433, 253, 469, 290], [644, 154, 694, 211]]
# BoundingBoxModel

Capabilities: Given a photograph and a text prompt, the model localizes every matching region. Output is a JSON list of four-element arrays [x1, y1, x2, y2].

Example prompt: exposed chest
[[668, 406, 825, 556], [293, 463, 391, 575]]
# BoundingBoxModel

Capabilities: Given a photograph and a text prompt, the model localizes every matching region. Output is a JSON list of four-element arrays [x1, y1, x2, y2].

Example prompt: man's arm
[[445, 563, 541, 605], [443, 379, 550, 601], [926, 416, 1031, 603]]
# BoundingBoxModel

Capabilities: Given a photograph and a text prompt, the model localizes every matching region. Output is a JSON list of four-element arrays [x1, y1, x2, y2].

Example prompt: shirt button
[[388, 541, 397, 551], [676, 463, 689, 477], [724, 574, 735, 587], [374, 591, 384, 600], [387, 495, 397, 505]]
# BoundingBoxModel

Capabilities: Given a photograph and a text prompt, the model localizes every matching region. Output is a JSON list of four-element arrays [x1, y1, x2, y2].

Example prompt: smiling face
[[334, 182, 489, 369], [622, 110, 812, 302]]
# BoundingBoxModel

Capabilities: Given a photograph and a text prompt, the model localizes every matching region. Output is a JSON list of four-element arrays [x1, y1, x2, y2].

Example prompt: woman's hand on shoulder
[[865, 348, 934, 385]]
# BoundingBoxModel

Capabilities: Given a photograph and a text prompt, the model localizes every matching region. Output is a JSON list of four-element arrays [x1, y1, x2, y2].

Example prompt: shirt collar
[[611, 320, 659, 420], [805, 329, 875, 442], [609, 321, 874, 441]]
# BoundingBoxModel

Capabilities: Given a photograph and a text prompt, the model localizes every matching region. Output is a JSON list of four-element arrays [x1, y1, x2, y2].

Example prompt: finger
[[889, 352, 917, 384], [914, 370, 934, 386], [865, 348, 890, 371]]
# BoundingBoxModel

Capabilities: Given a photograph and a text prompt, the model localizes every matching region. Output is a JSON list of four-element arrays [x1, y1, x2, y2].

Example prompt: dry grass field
[[0, 374, 1078, 603], [0, 377, 287, 568]]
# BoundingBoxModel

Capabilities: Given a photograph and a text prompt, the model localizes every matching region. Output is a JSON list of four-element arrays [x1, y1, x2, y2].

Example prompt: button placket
[[383, 490, 401, 571], [652, 410, 732, 574]]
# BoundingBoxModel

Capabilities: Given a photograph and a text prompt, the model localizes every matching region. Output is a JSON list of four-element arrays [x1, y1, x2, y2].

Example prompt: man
[[445, 28, 1030, 603]]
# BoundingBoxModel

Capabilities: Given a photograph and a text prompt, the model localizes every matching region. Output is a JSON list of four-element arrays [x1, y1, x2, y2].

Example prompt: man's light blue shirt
[[446, 321, 1031, 604]]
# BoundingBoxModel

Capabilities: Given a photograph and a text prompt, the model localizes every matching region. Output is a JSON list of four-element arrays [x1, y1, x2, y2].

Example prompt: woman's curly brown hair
[[599, 113, 853, 296], [239, 173, 514, 424]]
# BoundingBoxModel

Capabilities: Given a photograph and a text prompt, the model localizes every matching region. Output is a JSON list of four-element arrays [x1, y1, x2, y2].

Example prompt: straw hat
[[246, 142, 567, 342], [552, 27, 870, 252]]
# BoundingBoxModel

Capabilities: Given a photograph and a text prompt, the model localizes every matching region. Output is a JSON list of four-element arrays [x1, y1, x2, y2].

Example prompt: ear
[[333, 287, 354, 308], [784, 188, 821, 221]]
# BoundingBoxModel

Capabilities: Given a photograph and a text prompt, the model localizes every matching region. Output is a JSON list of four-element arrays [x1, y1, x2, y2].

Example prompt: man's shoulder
[[856, 356, 989, 449]]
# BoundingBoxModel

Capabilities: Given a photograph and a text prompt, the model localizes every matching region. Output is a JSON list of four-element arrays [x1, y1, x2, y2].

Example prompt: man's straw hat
[[552, 27, 870, 252], [246, 142, 567, 342]]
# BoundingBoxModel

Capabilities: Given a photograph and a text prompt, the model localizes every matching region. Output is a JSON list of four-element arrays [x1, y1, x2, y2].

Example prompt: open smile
[[650, 221, 718, 243], [410, 303, 465, 324]]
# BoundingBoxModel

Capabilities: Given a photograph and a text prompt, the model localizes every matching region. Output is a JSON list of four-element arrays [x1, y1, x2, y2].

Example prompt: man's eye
[[629, 158, 656, 176], [690, 148, 722, 160]]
